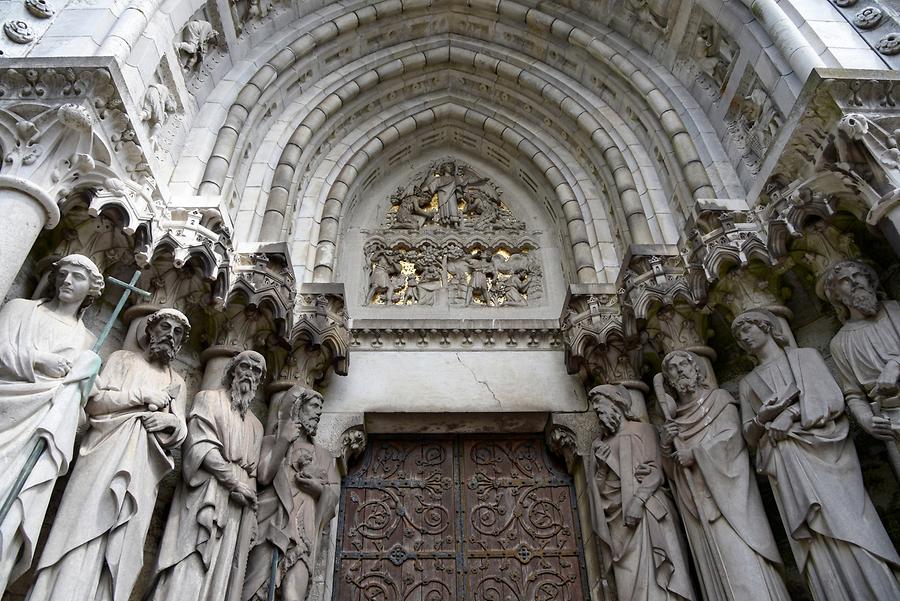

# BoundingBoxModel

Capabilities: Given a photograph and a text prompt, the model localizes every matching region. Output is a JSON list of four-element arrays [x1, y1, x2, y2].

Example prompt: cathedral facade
[[1, 1, 900, 600]]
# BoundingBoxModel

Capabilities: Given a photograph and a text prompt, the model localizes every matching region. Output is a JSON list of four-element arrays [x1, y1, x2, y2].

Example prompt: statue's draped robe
[[586, 421, 695, 601], [739, 347, 900, 601], [666, 389, 788, 601], [830, 300, 900, 421], [150, 389, 263, 601], [0, 299, 98, 591], [242, 439, 339, 601], [27, 350, 187, 601]]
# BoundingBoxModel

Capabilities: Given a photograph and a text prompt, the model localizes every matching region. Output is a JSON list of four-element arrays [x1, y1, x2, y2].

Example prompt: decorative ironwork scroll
[[334, 435, 589, 600]]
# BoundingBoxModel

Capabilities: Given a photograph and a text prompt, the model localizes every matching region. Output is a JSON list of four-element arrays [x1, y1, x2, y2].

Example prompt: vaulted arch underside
[[164, 0, 750, 285]]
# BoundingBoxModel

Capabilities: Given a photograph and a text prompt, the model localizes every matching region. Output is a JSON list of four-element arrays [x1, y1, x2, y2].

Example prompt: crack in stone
[[455, 353, 502, 408]]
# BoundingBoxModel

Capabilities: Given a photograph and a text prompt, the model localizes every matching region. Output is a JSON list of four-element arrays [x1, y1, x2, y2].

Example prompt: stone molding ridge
[[349, 324, 564, 351]]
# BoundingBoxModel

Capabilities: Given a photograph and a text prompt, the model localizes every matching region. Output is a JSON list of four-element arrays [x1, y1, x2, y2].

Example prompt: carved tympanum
[[363, 158, 542, 308]]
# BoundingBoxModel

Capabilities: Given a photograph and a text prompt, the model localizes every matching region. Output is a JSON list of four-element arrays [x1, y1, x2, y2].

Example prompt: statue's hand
[[34, 352, 71, 378], [860, 412, 895, 441], [141, 412, 177, 433], [757, 396, 790, 423], [767, 411, 794, 442], [593, 441, 611, 464], [230, 481, 257, 509], [633, 462, 653, 482], [675, 447, 695, 467], [622, 498, 644, 528], [874, 360, 900, 397], [660, 422, 679, 451], [142, 389, 171, 411]]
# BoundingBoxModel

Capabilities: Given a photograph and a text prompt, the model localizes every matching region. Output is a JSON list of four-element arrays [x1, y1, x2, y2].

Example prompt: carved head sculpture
[[224, 350, 267, 416], [823, 260, 881, 321], [589, 384, 637, 437], [144, 308, 190, 365], [662, 350, 708, 398], [285, 384, 325, 439], [731, 309, 787, 356], [48, 254, 104, 311]]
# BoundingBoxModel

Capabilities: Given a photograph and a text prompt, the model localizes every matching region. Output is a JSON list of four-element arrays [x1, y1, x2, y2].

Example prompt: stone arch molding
[[154, 0, 745, 285]]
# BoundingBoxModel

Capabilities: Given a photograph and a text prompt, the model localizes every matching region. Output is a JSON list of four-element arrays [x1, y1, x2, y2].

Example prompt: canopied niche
[[335, 146, 570, 320]]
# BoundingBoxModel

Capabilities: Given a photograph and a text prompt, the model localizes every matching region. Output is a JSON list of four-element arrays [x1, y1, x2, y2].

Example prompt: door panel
[[334, 435, 588, 601]]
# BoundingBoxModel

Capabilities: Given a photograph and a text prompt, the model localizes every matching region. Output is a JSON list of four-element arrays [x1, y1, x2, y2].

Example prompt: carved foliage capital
[[561, 285, 641, 384], [0, 65, 156, 188], [684, 200, 773, 283], [620, 245, 702, 320], [279, 286, 350, 386]]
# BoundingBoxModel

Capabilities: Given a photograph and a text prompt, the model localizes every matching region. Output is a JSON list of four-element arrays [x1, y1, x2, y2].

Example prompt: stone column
[[0, 103, 98, 299]]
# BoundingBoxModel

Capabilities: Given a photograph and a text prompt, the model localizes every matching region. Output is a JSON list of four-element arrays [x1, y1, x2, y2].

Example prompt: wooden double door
[[333, 434, 589, 601]]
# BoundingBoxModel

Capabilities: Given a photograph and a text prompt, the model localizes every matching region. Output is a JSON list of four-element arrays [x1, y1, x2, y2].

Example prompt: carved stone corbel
[[272, 284, 350, 390], [197, 242, 294, 390], [620, 245, 713, 357], [338, 424, 367, 476], [684, 199, 773, 283], [683, 199, 795, 341], [562, 284, 648, 418]]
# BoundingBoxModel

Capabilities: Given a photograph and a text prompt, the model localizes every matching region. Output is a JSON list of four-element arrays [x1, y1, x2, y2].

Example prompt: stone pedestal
[[0, 181, 60, 300]]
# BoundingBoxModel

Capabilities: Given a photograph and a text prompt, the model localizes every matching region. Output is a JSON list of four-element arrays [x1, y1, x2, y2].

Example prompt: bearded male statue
[[149, 350, 266, 601], [27, 309, 190, 601], [824, 260, 900, 479], [0, 255, 104, 592], [585, 384, 695, 601], [242, 385, 340, 601], [657, 350, 789, 601]]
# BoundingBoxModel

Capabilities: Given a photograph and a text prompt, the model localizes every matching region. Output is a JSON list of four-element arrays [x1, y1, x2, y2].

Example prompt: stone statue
[[732, 310, 900, 601], [140, 83, 177, 150], [465, 251, 494, 306], [177, 20, 219, 70], [365, 244, 400, 304], [585, 384, 695, 601], [427, 161, 486, 227], [656, 350, 789, 601], [0, 255, 104, 592], [27, 309, 191, 601], [824, 260, 900, 479], [242, 385, 339, 601], [149, 350, 267, 601]]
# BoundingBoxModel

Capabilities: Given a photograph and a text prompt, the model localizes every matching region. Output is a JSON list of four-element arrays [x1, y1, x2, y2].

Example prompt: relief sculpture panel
[[363, 158, 543, 308], [334, 435, 588, 600]]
